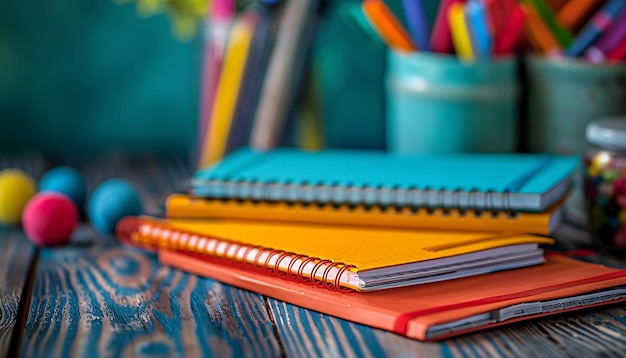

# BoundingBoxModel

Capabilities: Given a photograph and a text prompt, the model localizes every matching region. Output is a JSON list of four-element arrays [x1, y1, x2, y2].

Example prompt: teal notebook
[[191, 148, 579, 212]]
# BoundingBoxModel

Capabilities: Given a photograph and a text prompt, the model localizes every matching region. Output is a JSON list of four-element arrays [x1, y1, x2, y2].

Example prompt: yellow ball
[[0, 169, 36, 226]]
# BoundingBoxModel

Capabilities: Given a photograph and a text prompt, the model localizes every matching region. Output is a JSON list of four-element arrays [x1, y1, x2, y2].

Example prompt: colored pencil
[[565, 0, 626, 57], [585, 8, 626, 63], [556, 0, 605, 31], [482, 0, 519, 35], [362, 0, 417, 52], [465, 0, 493, 58], [524, 4, 560, 54], [340, 2, 384, 44], [543, 0, 569, 12], [250, 0, 319, 150], [524, 0, 574, 48], [607, 36, 626, 60], [431, 0, 465, 53], [402, 0, 430, 51], [495, 4, 529, 55], [200, 13, 259, 168], [197, 0, 235, 169], [449, 2, 475, 60], [226, 3, 277, 154]]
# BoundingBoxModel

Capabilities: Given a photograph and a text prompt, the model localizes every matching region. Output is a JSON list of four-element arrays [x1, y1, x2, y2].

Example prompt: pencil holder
[[386, 51, 519, 154], [525, 56, 626, 156]]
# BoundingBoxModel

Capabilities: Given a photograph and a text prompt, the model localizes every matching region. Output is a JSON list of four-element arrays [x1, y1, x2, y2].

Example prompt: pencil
[[250, 0, 319, 150], [200, 13, 259, 167]]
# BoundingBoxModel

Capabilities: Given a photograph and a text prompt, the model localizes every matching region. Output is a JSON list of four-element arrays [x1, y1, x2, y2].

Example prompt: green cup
[[386, 50, 519, 154], [525, 56, 626, 156]]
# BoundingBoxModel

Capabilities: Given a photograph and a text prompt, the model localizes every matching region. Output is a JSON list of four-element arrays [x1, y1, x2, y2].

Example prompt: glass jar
[[584, 118, 626, 249]]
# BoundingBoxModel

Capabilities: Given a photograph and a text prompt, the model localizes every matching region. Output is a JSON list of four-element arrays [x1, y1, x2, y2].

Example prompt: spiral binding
[[189, 196, 521, 220], [195, 181, 516, 214], [116, 217, 357, 292]]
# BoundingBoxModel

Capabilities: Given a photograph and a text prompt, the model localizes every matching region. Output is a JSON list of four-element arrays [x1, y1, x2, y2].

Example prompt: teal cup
[[526, 56, 626, 156], [386, 51, 519, 154]]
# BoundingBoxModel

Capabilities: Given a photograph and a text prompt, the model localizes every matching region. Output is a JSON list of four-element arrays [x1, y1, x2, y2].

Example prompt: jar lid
[[586, 118, 626, 150]]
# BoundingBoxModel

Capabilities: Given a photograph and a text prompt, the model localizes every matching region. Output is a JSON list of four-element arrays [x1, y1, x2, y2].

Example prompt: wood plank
[[20, 228, 283, 357], [0, 152, 45, 357], [0, 230, 36, 357], [267, 298, 626, 357], [20, 154, 281, 356]]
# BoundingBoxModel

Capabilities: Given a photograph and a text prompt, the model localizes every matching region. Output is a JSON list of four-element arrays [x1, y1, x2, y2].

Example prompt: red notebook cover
[[159, 251, 626, 341]]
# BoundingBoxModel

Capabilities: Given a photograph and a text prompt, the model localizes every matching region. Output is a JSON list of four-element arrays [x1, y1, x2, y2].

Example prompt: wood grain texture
[[0, 230, 35, 357], [18, 152, 276, 357], [20, 228, 282, 357], [267, 298, 626, 357], [0, 152, 45, 356]]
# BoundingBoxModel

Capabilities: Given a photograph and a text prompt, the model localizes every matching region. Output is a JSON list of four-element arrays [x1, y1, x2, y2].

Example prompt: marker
[[449, 2, 474, 61], [465, 0, 492, 58], [201, 13, 259, 167], [402, 0, 430, 51], [556, 0, 605, 31], [495, 4, 529, 55], [339, 2, 385, 45], [525, 0, 574, 48], [197, 0, 235, 169], [362, 0, 417, 52], [585, 8, 626, 63], [607, 37, 626, 61], [565, 0, 626, 57], [524, 4, 561, 54], [431, 0, 465, 53]]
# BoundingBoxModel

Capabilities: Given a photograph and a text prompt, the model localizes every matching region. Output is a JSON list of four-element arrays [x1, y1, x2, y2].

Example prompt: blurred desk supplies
[[197, 0, 323, 169], [347, 0, 528, 59], [160, 252, 626, 341], [117, 216, 552, 292], [523, 0, 626, 62]]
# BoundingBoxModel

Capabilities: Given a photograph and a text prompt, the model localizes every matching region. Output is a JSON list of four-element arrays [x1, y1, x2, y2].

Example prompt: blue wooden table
[[2, 153, 626, 357]]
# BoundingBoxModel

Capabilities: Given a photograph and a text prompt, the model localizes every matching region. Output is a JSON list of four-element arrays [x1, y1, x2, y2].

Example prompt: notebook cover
[[191, 147, 579, 211], [165, 193, 564, 235], [159, 251, 626, 341], [118, 216, 553, 273]]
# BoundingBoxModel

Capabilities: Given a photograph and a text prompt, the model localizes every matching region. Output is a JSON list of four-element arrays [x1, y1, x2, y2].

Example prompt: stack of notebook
[[116, 148, 626, 341]]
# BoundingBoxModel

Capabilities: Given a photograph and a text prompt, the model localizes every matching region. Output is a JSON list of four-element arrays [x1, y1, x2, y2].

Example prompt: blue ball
[[88, 179, 142, 234], [39, 167, 87, 210]]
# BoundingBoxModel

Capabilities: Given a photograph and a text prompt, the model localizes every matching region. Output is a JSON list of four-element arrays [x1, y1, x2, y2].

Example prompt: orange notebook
[[166, 193, 564, 235], [117, 216, 553, 291], [160, 251, 626, 341]]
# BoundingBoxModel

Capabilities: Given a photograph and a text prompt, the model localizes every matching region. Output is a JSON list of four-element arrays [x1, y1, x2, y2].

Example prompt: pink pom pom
[[22, 193, 79, 246]]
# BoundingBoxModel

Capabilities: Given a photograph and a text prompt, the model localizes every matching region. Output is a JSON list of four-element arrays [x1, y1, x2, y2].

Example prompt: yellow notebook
[[165, 193, 563, 235], [117, 216, 553, 292]]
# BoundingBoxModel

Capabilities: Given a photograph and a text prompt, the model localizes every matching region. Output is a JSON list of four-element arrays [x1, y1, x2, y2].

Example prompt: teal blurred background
[[0, 0, 439, 156]]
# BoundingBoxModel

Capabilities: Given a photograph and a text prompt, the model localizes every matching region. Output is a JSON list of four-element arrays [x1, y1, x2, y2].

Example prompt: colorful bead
[[603, 169, 618, 182], [615, 178, 626, 194], [586, 149, 626, 250], [599, 182, 615, 198]]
